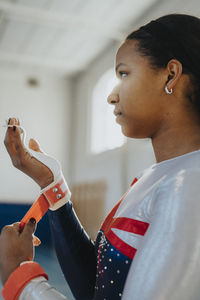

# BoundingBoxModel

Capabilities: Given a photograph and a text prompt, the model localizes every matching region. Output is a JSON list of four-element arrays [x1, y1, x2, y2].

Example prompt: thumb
[[22, 218, 37, 238], [28, 138, 43, 153]]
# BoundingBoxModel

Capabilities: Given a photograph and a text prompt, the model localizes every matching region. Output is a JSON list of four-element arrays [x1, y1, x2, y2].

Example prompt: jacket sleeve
[[48, 201, 97, 300], [122, 169, 200, 300], [19, 277, 69, 300]]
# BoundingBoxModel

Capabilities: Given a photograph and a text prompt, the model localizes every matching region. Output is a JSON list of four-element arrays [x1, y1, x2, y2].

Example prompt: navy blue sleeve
[[48, 201, 96, 300]]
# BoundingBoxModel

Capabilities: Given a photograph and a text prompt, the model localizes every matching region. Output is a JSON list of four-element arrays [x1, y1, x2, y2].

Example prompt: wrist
[[41, 175, 71, 211], [39, 176, 54, 189], [2, 262, 48, 300], [1, 255, 32, 285], [20, 175, 71, 229], [1, 261, 21, 285]]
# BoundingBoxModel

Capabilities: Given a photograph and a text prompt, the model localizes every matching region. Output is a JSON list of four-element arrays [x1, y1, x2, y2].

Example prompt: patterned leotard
[[19, 150, 200, 300]]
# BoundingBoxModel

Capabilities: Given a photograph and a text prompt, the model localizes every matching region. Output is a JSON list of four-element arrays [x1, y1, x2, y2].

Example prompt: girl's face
[[108, 39, 168, 138]]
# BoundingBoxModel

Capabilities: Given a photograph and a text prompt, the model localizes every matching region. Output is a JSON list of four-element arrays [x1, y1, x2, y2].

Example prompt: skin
[[4, 118, 53, 189], [0, 118, 52, 284], [0, 220, 36, 285], [1, 39, 200, 285], [108, 40, 200, 162]]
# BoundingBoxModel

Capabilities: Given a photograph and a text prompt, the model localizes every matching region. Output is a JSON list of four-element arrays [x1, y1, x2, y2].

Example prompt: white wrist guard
[[28, 149, 71, 211]]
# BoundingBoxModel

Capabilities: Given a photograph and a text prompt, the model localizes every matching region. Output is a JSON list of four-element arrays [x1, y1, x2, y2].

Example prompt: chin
[[121, 127, 135, 138], [121, 126, 150, 139]]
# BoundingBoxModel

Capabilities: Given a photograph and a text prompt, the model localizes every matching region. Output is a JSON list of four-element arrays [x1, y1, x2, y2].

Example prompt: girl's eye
[[119, 71, 128, 78]]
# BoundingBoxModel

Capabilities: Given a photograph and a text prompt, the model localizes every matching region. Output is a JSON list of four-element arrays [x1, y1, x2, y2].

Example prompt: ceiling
[[0, 0, 157, 76]]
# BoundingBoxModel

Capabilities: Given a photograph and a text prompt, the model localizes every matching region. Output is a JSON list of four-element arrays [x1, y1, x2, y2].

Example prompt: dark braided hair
[[126, 14, 200, 113]]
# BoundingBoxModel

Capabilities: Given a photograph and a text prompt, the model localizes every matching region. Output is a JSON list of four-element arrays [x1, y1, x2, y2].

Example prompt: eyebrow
[[115, 63, 128, 73]]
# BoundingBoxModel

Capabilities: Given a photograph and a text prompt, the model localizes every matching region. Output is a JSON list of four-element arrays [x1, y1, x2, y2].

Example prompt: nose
[[107, 84, 120, 105]]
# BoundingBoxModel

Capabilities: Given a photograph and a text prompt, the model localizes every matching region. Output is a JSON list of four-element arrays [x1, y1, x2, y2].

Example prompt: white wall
[[0, 70, 72, 203]]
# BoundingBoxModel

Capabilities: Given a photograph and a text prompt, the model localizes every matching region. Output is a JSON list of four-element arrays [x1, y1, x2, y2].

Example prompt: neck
[[151, 123, 200, 163]]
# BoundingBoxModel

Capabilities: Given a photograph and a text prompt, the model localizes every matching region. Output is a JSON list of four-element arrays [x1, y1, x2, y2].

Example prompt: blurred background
[[0, 0, 199, 299]]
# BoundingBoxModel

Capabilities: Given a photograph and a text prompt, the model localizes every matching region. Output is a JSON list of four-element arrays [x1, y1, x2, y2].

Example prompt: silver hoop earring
[[165, 86, 173, 95]]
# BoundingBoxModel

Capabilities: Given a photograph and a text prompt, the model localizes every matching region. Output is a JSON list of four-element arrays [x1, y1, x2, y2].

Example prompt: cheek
[[120, 109, 160, 138], [125, 78, 161, 113], [119, 80, 149, 115], [118, 82, 163, 138]]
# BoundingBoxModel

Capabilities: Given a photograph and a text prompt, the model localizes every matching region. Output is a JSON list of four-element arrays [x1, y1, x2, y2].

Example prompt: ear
[[165, 59, 183, 90]]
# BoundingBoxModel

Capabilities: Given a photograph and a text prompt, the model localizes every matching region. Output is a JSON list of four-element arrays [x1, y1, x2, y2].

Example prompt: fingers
[[12, 222, 21, 232], [1, 224, 14, 236], [22, 219, 41, 246], [1, 221, 41, 248], [1, 222, 20, 237], [28, 139, 43, 153], [22, 218, 37, 239], [33, 235, 41, 246], [9, 118, 20, 126], [4, 118, 27, 169], [4, 118, 21, 155], [13, 125, 26, 162], [4, 118, 18, 157]]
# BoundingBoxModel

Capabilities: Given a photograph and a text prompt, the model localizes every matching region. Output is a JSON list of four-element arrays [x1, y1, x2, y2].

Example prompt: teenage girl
[[1, 14, 200, 300]]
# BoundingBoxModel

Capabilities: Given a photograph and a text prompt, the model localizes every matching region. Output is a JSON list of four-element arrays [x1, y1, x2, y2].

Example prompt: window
[[90, 68, 126, 154]]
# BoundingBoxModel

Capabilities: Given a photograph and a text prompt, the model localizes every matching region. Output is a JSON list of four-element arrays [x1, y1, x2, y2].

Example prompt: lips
[[114, 110, 122, 116], [114, 110, 123, 123]]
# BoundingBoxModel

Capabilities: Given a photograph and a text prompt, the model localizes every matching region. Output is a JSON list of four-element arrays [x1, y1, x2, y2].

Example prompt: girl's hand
[[4, 118, 53, 189], [0, 219, 36, 285]]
